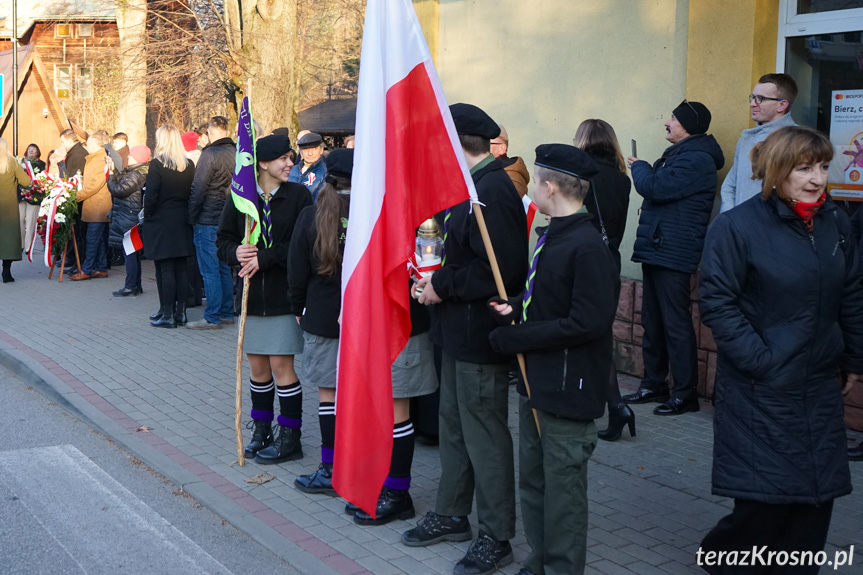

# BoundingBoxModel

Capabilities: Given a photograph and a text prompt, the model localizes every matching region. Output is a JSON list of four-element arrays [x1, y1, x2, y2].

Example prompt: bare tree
[[115, 0, 148, 144]]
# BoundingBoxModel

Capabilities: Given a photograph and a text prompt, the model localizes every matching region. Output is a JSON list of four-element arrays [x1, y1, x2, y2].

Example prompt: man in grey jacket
[[719, 73, 798, 213]]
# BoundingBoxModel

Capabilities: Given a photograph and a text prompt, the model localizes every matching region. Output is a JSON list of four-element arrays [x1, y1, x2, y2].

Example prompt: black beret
[[256, 135, 293, 162], [325, 148, 353, 179], [449, 103, 500, 139], [534, 144, 599, 179], [271, 127, 290, 138], [672, 100, 711, 135], [297, 132, 323, 148]]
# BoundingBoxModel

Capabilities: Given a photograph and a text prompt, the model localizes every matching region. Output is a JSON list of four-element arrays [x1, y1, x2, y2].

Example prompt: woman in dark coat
[[698, 126, 863, 572], [108, 145, 150, 297], [144, 125, 196, 328], [574, 119, 634, 442]]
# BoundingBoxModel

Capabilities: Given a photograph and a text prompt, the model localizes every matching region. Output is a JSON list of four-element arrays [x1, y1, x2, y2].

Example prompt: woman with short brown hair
[[698, 126, 863, 571]]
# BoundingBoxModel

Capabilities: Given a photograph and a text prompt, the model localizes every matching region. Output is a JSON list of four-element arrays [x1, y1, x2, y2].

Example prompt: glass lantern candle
[[414, 217, 443, 296]]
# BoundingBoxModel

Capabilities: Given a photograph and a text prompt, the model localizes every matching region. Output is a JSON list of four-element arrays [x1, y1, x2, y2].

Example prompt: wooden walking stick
[[472, 203, 541, 435], [235, 216, 251, 466]]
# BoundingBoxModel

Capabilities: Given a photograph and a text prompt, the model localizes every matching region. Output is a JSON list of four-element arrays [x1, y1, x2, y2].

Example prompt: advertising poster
[[829, 89, 863, 201]]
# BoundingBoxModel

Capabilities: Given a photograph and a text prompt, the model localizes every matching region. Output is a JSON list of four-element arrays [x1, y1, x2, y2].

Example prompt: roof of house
[[0, 43, 70, 129], [298, 98, 357, 136], [0, 0, 116, 38]]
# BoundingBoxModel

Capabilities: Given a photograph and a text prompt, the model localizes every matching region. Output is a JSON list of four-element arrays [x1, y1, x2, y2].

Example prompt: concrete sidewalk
[[1, 255, 861, 575]]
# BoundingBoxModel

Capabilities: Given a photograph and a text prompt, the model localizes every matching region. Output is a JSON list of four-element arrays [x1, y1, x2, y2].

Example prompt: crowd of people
[[1, 70, 862, 575]]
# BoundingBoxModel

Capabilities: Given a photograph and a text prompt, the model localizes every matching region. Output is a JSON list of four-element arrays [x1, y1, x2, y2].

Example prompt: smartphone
[[631, 139, 637, 158]]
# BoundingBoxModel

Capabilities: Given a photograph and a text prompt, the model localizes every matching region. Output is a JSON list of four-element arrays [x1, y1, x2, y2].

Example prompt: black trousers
[[154, 257, 189, 310], [700, 499, 834, 575], [640, 264, 697, 400]]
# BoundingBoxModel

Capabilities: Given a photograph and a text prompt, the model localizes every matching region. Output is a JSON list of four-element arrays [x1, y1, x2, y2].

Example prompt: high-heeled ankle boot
[[174, 301, 187, 327], [150, 305, 177, 328], [598, 403, 636, 442]]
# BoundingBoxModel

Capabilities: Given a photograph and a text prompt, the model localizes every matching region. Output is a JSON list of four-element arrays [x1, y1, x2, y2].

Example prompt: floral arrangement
[[34, 175, 80, 265], [19, 170, 52, 205]]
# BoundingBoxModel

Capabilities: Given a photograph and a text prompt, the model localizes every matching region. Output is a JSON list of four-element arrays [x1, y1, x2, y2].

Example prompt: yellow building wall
[[416, 0, 780, 280]]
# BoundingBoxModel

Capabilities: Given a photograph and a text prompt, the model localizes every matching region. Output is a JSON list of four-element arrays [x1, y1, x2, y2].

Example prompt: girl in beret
[[216, 135, 313, 465]]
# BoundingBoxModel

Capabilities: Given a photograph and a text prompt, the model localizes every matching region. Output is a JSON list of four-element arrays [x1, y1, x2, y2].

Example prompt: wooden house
[[0, 43, 71, 158], [0, 0, 117, 103]]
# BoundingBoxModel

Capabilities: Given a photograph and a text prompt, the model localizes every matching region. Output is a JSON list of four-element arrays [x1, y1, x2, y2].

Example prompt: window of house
[[78, 23, 93, 38], [78, 67, 93, 100], [55, 66, 71, 98], [55, 23, 72, 38]]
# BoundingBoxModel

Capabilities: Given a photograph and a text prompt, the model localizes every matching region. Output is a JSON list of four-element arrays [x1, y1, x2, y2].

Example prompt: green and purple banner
[[231, 96, 260, 245]]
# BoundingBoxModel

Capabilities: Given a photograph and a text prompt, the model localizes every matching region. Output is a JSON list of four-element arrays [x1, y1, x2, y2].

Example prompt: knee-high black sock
[[319, 401, 335, 464], [384, 419, 414, 491], [277, 381, 302, 429], [249, 378, 275, 421]]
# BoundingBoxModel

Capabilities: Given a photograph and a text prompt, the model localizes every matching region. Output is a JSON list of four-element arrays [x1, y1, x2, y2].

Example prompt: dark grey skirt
[[244, 314, 304, 356], [392, 332, 438, 398], [302, 332, 339, 389]]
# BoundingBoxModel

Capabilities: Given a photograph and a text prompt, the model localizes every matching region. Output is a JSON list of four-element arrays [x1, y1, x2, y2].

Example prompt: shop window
[[78, 23, 93, 38], [78, 67, 93, 100], [798, 0, 863, 15], [55, 66, 71, 98], [55, 24, 72, 38]]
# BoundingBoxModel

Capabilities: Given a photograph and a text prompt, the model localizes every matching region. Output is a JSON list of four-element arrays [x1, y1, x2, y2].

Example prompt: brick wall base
[[613, 273, 863, 431]]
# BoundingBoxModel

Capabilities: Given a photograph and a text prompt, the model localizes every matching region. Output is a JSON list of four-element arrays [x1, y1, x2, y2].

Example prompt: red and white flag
[[122, 225, 143, 255], [523, 195, 538, 232], [335, 0, 477, 515]]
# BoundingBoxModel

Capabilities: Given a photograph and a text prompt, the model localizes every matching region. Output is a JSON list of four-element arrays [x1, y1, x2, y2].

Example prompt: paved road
[[1, 254, 861, 574], [0, 363, 298, 575]]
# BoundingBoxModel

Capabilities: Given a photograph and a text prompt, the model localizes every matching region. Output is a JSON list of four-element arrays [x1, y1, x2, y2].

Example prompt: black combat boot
[[294, 463, 335, 494], [354, 487, 415, 526], [243, 419, 273, 458], [255, 425, 302, 464]]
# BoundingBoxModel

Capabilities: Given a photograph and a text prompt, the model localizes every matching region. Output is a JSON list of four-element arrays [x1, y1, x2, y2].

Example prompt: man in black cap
[[488, 144, 619, 575], [623, 100, 725, 415], [289, 132, 327, 202], [405, 103, 528, 575]]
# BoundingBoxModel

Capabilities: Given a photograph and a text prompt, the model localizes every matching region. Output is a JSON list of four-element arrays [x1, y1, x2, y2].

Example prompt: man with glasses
[[490, 124, 530, 198], [720, 74, 798, 213], [623, 100, 724, 416]]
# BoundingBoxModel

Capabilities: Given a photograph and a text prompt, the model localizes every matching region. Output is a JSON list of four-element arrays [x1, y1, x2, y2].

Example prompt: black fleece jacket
[[216, 181, 312, 316], [490, 213, 620, 420], [288, 195, 350, 337], [430, 157, 528, 364]]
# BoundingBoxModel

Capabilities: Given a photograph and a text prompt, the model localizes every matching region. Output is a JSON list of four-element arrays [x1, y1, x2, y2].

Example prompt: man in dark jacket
[[59, 129, 90, 273], [288, 132, 327, 202], [405, 104, 528, 575], [622, 100, 725, 416], [187, 116, 236, 329]]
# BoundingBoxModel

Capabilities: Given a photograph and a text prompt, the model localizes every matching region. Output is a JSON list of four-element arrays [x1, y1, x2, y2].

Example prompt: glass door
[[779, 0, 863, 201]]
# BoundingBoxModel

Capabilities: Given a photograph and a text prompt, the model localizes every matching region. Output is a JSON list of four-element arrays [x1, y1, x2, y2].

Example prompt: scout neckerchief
[[257, 183, 277, 248], [522, 206, 588, 322], [522, 233, 546, 322]]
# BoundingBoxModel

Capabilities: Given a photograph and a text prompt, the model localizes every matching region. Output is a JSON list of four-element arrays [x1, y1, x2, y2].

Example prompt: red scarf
[[783, 192, 826, 233]]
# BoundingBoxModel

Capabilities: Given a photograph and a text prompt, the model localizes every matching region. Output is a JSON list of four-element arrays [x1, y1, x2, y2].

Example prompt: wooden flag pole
[[472, 203, 541, 435], [234, 79, 253, 466], [235, 215, 251, 466]]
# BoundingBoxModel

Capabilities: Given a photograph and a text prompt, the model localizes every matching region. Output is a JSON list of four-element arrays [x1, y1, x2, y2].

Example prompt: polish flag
[[335, 0, 477, 515], [523, 195, 538, 232], [122, 225, 143, 255]]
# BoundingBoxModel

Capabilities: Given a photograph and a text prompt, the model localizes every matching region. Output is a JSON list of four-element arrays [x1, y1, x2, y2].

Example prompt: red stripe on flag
[[334, 62, 470, 514], [524, 196, 538, 232]]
